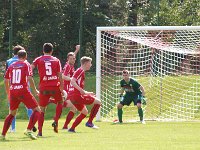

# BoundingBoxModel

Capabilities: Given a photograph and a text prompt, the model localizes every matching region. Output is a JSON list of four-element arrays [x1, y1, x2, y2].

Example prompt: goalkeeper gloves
[[141, 96, 147, 105], [119, 94, 123, 101]]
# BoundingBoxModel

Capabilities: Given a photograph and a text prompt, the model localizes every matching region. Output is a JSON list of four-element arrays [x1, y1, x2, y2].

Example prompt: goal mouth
[[96, 26, 200, 122]]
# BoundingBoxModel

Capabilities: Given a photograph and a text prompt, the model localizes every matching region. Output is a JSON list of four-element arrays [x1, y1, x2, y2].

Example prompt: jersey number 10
[[12, 69, 21, 84]]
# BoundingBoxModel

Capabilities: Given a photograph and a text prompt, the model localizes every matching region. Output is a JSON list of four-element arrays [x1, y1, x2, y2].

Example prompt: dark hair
[[17, 50, 27, 59], [13, 45, 25, 55], [43, 43, 53, 53], [122, 70, 129, 74]]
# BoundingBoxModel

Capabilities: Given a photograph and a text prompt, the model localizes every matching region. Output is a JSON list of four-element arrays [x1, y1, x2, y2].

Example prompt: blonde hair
[[80, 56, 92, 65]]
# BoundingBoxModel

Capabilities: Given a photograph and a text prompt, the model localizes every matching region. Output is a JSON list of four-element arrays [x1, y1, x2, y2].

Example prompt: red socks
[[70, 113, 86, 130], [87, 104, 100, 123], [2, 114, 14, 136], [27, 111, 40, 130], [63, 111, 74, 129]]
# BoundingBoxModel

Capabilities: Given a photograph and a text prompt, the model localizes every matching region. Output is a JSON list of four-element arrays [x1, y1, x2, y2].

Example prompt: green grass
[[0, 119, 200, 150]]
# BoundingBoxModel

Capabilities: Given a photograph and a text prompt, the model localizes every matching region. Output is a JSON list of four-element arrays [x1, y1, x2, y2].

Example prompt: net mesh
[[98, 28, 200, 122]]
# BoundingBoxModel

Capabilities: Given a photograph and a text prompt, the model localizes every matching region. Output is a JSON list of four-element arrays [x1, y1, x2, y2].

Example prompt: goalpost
[[96, 26, 200, 122]]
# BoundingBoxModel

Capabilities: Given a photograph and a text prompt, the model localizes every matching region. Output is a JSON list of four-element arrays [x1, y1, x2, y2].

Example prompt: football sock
[[27, 111, 40, 130], [38, 112, 44, 133], [54, 103, 63, 123], [27, 108, 33, 120], [70, 113, 86, 130], [87, 104, 100, 123], [138, 108, 143, 121], [63, 111, 74, 128], [11, 116, 16, 130], [118, 108, 123, 122], [2, 114, 14, 136]]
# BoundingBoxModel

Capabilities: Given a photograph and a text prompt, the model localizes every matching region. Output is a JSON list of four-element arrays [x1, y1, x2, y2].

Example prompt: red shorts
[[39, 86, 62, 107], [10, 91, 38, 111], [67, 94, 95, 111]]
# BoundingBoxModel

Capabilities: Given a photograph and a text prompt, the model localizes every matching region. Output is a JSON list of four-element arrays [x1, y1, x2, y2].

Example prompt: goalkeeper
[[115, 70, 146, 124]]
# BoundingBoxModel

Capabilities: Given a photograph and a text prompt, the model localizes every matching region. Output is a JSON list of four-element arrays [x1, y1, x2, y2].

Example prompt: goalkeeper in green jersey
[[115, 70, 146, 124]]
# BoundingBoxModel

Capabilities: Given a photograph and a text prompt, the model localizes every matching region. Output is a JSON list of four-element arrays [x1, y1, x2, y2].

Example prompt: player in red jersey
[[31, 43, 64, 136], [1, 50, 40, 140], [51, 45, 80, 130], [68, 56, 101, 132]]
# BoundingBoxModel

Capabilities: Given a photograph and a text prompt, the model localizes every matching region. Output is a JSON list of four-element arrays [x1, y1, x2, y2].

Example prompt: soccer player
[[114, 70, 146, 124], [51, 45, 80, 130], [31, 43, 64, 136], [4, 45, 36, 133], [1, 50, 40, 140], [68, 56, 101, 132]]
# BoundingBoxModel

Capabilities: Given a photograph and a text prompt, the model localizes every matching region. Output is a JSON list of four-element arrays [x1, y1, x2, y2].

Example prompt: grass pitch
[[0, 119, 200, 150]]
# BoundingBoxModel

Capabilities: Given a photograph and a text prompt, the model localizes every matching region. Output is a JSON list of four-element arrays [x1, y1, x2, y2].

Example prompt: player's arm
[[71, 77, 85, 94], [120, 87, 125, 97], [139, 85, 145, 97], [71, 77, 93, 95], [28, 76, 39, 96], [62, 73, 71, 81], [31, 64, 36, 70], [74, 45, 80, 56], [58, 72, 64, 92], [4, 78, 10, 100]]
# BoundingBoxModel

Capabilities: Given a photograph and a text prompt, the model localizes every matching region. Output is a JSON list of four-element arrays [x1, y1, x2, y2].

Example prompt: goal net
[[96, 26, 200, 122]]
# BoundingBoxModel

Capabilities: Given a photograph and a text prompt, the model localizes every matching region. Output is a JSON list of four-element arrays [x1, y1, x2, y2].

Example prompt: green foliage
[[0, 120, 200, 150]]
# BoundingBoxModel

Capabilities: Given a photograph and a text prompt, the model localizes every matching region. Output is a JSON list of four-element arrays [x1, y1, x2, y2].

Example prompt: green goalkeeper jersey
[[120, 78, 142, 96]]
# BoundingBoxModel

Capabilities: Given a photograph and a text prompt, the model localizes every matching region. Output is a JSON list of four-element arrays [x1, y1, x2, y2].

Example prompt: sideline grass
[[0, 119, 200, 150]]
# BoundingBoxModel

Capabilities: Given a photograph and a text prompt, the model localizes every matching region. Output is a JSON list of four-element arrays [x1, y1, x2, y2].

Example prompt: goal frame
[[96, 26, 200, 121]]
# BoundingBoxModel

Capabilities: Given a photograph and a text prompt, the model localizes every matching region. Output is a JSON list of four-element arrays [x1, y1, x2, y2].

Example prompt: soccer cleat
[[32, 126, 37, 132], [0, 135, 6, 141], [52, 121, 58, 133], [141, 120, 146, 124], [9, 129, 16, 133], [62, 127, 68, 130], [37, 133, 42, 137], [113, 119, 123, 124], [85, 122, 99, 129], [24, 130, 37, 140], [68, 128, 76, 133]]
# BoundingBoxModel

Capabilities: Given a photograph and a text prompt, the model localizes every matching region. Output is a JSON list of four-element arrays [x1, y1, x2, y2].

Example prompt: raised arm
[[74, 45, 80, 56]]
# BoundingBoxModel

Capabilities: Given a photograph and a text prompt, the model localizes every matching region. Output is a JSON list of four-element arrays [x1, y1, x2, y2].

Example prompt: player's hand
[[141, 96, 147, 105], [76, 45, 80, 51]]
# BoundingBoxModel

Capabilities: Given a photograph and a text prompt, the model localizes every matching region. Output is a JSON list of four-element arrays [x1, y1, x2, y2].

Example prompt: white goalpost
[[96, 26, 200, 122]]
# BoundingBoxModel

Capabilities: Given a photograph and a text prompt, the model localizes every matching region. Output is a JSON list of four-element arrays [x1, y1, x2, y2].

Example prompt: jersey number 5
[[45, 62, 52, 75], [12, 69, 21, 84]]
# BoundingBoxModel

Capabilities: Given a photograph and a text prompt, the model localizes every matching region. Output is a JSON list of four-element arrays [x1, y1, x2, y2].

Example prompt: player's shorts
[[67, 94, 95, 111], [39, 86, 62, 107], [120, 94, 142, 106], [10, 91, 38, 111]]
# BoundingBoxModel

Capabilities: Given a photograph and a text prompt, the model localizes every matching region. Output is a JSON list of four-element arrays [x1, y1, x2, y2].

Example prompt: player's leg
[[116, 103, 124, 123], [37, 90, 49, 136], [1, 109, 17, 139], [62, 100, 76, 129], [135, 95, 145, 124], [8, 102, 16, 132], [37, 106, 46, 136], [86, 97, 101, 128], [25, 107, 37, 132], [51, 88, 63, 133], [68, 105, 87, 132]]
